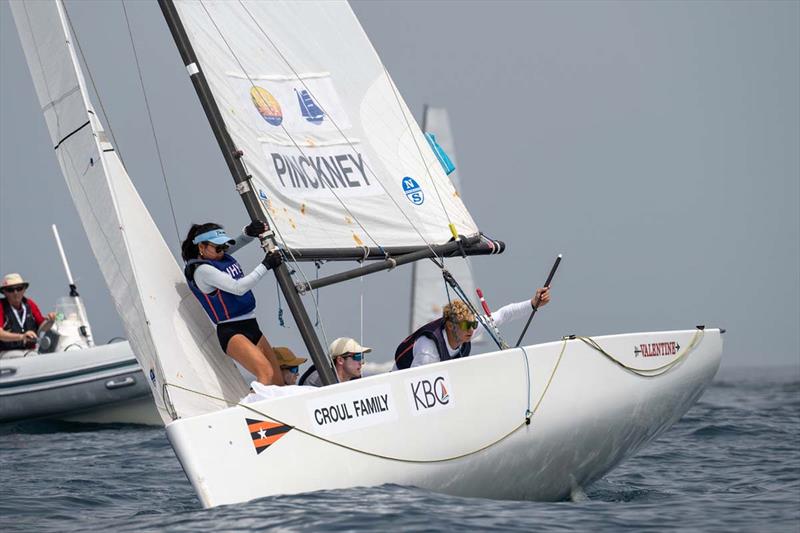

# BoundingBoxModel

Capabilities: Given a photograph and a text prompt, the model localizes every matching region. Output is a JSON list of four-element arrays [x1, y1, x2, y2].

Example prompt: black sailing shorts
[[216, 318, 264, 352]]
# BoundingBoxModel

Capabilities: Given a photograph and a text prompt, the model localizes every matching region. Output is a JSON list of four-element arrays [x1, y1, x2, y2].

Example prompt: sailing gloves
[[244, 219, 269, 238]]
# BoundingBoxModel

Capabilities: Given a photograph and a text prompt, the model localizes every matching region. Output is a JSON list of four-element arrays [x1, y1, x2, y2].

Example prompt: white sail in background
[[409, 107, 479, 333], [10, 0, 248, 424], [172, 0, 479, 251]]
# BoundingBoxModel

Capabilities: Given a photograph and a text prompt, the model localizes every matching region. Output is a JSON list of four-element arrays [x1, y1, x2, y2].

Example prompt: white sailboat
[[10, 0, 722, 508]]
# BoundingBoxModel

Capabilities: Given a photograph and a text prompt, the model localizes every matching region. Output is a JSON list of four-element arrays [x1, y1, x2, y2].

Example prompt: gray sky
[[1, 0, 798, 369]]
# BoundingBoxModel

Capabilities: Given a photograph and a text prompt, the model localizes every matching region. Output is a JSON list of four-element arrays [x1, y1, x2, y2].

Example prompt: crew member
[[393, 288, 551, 369], [298, 337, 369, 387], [274, 346, 307, 386], [0, 273, 56, 353], [182, 220, 284, 385]]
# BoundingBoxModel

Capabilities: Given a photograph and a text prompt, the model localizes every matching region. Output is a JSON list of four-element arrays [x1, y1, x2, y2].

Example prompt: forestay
[[172, 0, 479, 251], [10, 0, 248, 425], [410, 107, 479, 333]]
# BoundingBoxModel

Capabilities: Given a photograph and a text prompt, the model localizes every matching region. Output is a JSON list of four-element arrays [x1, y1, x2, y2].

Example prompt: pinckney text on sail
[[268, 150, 372, 191]]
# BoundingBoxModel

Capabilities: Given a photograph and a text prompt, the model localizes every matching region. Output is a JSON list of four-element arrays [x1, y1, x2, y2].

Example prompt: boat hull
[[0, 342, 161, 425], [166, 328, 722, 507]]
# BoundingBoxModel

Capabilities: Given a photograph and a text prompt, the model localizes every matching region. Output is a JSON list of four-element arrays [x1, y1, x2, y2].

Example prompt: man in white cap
[[0, 273, 56, 353], [298, 337, 371, 387]]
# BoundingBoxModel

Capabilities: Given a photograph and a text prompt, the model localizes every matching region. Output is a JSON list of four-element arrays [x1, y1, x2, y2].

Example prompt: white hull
[[0, 342, 161, 426], [167, 328, 722, 507]]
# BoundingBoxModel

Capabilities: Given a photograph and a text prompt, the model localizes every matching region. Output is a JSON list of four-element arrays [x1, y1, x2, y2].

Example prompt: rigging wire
[[235, 0, 447, 267], [120, 0, 182, 247], [360, 261, 364, 352]]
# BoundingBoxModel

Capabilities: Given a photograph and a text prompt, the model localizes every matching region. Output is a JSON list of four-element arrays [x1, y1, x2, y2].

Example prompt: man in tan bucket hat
[[0, 273, 56, 352], [273, 346, 307, 386], [298, 337, 371, 387]]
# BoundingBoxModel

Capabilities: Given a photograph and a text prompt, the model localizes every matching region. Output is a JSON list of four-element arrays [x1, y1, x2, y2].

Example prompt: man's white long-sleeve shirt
[[397, 299, 532, 369]]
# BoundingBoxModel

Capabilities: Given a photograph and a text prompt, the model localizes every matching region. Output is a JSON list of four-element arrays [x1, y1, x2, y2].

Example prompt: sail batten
[[172, 0, 479, 252]]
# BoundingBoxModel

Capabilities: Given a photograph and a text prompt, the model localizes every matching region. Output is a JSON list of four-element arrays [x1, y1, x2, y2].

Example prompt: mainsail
[[171, 0, 479, 252], [410, 107, 479, 333], [10, 0, 248, 424]]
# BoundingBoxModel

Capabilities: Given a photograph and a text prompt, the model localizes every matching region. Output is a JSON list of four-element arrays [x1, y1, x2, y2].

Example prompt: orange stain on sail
[[352, 233, 364, 246], [290, 218, 296, 229], [300, 203, 306, 215], [345, 216, 352, 224]]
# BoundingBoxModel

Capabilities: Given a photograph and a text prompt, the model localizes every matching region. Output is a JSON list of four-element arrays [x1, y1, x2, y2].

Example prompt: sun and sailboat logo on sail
[[250, 85, 327, 127], [243, 79, 382, 198], [250, 86, 283, 126], [246, 418, 293, 455]]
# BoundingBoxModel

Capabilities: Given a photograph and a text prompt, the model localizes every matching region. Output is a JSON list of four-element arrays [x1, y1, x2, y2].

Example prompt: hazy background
[[1, 0, 797, 369]]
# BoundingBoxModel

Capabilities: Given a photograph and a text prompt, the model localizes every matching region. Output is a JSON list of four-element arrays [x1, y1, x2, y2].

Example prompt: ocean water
[[2, 365, 798, 532]]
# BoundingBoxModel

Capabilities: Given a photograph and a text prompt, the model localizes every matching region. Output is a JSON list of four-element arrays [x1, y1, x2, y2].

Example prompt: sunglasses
[[2, 285, 26, 294], [203, 242, 229, 253], [282, 366, 299, 374], [457, 320, 479, 331], [342, 353, 363, 362]]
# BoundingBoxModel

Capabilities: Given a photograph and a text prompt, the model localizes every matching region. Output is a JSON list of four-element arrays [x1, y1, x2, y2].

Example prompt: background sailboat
[[11, 0, 722, 508]]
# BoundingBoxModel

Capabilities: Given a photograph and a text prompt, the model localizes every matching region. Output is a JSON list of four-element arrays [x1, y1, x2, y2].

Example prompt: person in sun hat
[[392, 288, 552, 370], [273, 346, 307, 386], [298, 337, 370, 387], [0, 273, 57, 352], [181, 220, 284, 386]]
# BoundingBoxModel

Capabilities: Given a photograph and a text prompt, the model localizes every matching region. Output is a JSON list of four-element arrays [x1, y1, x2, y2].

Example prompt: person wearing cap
[[0, 273, 57, 353], [182, 220, 284, 385], [393, 288, 551, 370], [274, 346, 307, 386], [298, 337, 370, 387]]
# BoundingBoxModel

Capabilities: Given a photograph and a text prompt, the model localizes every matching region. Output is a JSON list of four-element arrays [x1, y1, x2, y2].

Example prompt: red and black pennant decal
[[246, 418, 293, 454]]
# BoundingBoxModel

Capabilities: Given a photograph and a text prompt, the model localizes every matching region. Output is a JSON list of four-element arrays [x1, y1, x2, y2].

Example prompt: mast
[[51, 224, 94, 346], [158, 0, 337, 386]]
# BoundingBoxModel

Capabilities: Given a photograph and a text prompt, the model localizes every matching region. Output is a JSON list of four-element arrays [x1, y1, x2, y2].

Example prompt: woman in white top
[[182, 221, 283, 385]]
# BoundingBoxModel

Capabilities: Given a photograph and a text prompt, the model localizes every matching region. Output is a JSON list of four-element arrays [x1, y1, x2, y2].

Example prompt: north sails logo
[[634, 341, 680, 357], [402, 177, 424, 205]]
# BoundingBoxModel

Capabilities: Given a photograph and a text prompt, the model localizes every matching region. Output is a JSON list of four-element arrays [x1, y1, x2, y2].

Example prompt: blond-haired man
[[298, 337, 371, 387], [393, 288, 550, 370]]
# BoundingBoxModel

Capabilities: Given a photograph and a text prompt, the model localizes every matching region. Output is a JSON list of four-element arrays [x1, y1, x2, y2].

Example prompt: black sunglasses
[[2, 285, 26, 294], [203, 242, 229, 253]]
